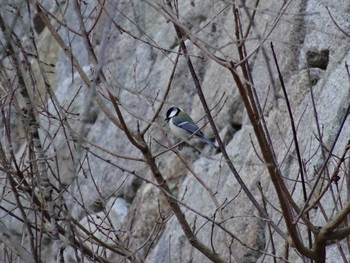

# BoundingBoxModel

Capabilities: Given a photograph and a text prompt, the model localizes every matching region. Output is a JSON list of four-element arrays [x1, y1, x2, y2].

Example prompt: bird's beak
[[164, 117, 169, 122]]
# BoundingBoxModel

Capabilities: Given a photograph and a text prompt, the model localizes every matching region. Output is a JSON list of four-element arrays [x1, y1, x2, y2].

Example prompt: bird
[[165, 106, 217, 148]]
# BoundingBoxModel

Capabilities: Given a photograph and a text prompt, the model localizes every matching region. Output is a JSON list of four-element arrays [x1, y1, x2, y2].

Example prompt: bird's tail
[[198, 134, 217, 148]]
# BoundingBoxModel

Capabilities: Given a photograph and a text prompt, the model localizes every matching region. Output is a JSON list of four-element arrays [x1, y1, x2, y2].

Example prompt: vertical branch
[[346, 62, 350, 225], [258, 182, 277, 263], [270, 43, 308, 203], [229, 4, 317, 260], [0, 143, 38, 262], [0, 14, 59, 240], [270, 43, 313, 251]]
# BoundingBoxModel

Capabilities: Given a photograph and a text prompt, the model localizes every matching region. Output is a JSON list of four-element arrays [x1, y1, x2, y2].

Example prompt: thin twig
[[325, 6, 350, 38]]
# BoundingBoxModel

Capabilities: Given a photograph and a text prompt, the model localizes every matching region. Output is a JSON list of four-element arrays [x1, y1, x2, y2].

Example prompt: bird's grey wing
[[173, 117, 217, 148], [172, 118, 200, 134]]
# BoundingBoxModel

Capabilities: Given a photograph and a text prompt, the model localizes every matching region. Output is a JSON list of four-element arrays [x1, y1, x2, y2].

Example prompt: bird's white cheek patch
[[169, 110, 177, 118]]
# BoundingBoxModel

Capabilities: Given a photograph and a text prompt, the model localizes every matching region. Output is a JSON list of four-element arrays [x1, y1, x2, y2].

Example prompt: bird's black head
[[165, 107, 180, 121]]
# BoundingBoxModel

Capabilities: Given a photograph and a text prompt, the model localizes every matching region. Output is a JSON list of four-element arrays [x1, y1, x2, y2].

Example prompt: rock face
[[1, 0, 350, 262]]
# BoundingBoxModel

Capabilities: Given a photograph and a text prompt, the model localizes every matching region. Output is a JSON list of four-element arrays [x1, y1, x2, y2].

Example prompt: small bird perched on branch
[[165, 106, 217, 148]]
